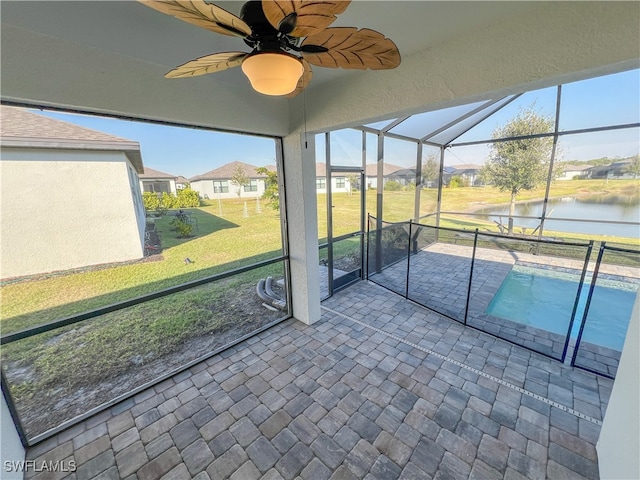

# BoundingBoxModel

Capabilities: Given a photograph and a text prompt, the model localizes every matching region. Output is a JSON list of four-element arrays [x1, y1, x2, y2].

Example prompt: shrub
[[449, 175, 469, 188], [160, 192, 175, 210], [384, 180, 403, 191], [175, 188, 200, 207], [170, 218, 193, 237], [142, 192, 160, 211], [143, 189, 200, 212]]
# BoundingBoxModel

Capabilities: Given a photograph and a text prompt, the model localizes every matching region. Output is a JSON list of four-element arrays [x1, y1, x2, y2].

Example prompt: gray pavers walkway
[[24, 281, 613, 479]]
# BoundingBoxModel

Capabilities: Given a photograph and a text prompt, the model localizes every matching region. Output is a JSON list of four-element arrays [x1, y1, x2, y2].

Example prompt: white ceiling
[[1, 1, 638, 137], [0, 1, 537, 90]]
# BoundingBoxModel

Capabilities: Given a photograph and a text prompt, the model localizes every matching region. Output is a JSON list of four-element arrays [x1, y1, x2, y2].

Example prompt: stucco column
[[282, 132, 321, 325], [1, 392, 25, 480], [597, 290, 640, 479]]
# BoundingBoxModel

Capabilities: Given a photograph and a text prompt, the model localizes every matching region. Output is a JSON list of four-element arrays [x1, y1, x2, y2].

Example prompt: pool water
[[486, 265, 638, 351]]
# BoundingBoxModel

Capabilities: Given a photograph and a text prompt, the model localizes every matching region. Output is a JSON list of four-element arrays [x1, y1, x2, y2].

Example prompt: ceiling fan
[[139, 0, 401, 96]]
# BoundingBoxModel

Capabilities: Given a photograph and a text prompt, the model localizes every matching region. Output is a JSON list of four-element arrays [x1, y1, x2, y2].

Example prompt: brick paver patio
[[24, 281, 613, 479]]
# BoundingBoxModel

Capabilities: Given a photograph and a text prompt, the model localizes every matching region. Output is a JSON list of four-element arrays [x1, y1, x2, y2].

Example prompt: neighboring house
[[557, 163, 593, 180], [316, 162, 410, 191], [364, 163, 404, 189], [451, 164, 483, 185], [441, 164, 483, 186], [589, 160, 636, 179], [315, 163, 352, 193], [176, 176, 190, 190], [441, 166, 458, 186], [387, 168, 417, 186], [0, 106, 146, 279], [189, 161, 274, 199], [608, 159, 637, 179], [139, 167, 177, 193], [442, 163, 483, 187]]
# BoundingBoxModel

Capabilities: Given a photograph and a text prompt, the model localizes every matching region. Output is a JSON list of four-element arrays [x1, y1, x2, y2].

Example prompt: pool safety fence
[[366, 215, 639, 377], [571, 244, 640, 379]]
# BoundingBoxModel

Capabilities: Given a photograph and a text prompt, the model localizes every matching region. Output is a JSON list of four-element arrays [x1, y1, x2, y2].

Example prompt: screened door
[[326, 167, 365, 296]]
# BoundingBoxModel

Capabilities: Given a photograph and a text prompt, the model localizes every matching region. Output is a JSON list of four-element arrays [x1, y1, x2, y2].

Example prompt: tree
[[480, 106, 554, 234], [230, 164, 249, 198], [256, 167, 279, 210], [346, 174, 360, 195], [421, 154, 439, 186]]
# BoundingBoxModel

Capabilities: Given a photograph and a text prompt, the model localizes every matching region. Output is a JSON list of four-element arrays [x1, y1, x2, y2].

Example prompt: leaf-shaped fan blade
[[286, 59, 313, 98], [302, 28, 400, 70], [138, 0, 251, 37], [165, 52, 248, 78], [262, 0, 351, 37]]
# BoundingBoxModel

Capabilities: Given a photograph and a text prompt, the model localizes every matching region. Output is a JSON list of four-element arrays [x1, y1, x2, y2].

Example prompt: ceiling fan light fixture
[[241, 52, 304, 96]]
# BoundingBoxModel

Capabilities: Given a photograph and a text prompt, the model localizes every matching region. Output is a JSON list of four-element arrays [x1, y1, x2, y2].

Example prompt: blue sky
[[35, 69, 639, 177], [33, 110, 278, 179]]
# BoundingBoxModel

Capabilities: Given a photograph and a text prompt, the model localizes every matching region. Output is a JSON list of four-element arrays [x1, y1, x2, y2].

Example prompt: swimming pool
[[486, 265, 638, 351]]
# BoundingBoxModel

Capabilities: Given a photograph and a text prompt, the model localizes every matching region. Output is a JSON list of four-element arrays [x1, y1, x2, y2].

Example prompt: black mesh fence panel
[[406, 224, 472, 322], [365, 218, 637, 375], [367, 216, 410, 295], [572, 246, 640, 377], [467, 233, 592, 361]]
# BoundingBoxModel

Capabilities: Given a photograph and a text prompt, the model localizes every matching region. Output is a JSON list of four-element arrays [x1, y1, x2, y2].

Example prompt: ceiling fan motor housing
[[241, 1, 288, 52]]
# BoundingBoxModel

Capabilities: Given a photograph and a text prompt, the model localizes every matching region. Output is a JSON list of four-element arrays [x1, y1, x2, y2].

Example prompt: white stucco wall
[[0, 148, 145, 279], [128, 165, 146, 249], [597, 291, 640, 480], [315, 177, 350, 194], [1, 393, 25, 480], [557, 171, 586, 181]]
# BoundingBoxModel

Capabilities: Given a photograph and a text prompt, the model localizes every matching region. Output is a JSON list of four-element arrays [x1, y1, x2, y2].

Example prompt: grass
[[1, 198, 284, 332], [1, 180, 638, 331], [3, 267, 283, 398]]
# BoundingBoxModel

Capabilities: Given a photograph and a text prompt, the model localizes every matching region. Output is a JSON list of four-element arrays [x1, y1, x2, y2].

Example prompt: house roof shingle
[[560, 164, 593, 171], [190, 161, 275, 182], [450, 164, 482, 172], [0, 106, 144, 173], [139, 167, 177, 179], [364, 163, 404, 176]]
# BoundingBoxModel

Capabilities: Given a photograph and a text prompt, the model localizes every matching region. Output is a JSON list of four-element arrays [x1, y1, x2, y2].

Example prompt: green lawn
[[1, 198, 284, 332], [1, 179, 638, 331]]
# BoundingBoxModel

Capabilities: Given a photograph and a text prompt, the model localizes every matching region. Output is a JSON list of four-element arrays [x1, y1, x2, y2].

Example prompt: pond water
[[477, 196, 640, 238]]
